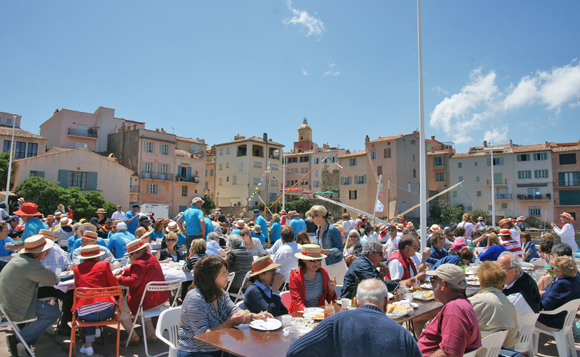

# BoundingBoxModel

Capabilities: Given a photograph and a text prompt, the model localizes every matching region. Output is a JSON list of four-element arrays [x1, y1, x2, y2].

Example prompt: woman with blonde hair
[[457, 212, 476, 238], [478, 233, 507, 262], [551, 212, 578, 253], [268, 213, 282, 244]]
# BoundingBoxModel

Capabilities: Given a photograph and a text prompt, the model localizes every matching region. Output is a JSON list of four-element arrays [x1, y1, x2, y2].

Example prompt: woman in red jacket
[[114, 238, 168, 345], [73, 245, 119, 356], [289, 244, 337, 313]]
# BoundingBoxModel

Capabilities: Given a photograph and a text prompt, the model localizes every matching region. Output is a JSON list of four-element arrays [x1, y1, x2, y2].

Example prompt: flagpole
[[417, 0, 428, 249], [372, 175, 383, 226], [282, 153, 286, 211], [4, 115, 17, 207]]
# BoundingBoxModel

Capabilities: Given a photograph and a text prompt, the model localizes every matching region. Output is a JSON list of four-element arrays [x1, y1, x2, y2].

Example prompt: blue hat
[[131, 203, 140, 209], [6, 216, 19, 222], [252, 209, 261, 216], [0, 203, 6, 209], [90, 217, 98, 224]]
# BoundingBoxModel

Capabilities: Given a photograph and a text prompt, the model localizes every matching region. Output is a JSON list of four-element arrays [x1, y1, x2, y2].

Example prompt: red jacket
[[73, 260, 119, 310], [385, 251, 417, 281], [288, 267, 336, 313], [117, 252, 168, 315]]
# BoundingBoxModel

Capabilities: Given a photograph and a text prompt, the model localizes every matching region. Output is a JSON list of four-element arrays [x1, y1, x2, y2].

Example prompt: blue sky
[[2, 1, 579, 153]]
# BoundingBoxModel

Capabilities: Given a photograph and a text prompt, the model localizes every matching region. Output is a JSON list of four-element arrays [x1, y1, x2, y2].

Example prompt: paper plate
[[303, 312, 325, 321], [386, 304, 413, 319], [398, 301, 419, 309], [413, 291, 435, 301], [249, 318, 282, 331], [303, 307, 323, 314], [283, 326, 311, 336], [420, 283, 433, 290], [467, 281, 480, 287]]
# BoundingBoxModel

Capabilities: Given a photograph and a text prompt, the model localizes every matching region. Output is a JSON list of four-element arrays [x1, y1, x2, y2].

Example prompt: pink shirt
[[418, 296, 481, 357]]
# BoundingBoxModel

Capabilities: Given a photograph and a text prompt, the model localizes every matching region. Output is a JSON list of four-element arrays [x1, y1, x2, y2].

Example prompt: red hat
[[14, 202, 43, 217], [498, 229, 512, 236]]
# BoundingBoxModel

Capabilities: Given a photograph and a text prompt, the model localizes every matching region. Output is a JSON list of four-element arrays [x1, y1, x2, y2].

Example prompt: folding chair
[[229, 271, 251, 304], [155, 307, 182, 357], [69, 287, 122, 357], [226, 272, 236, 293], [533, 298, 580, 357], [0, 302, 37, 357], [125, 279, 182, 357]]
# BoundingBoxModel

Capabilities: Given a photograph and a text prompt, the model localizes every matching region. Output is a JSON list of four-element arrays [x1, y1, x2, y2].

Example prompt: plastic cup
[[341, 298, 352, 309], [281, 314, 292, 327], [405, 293, 414, 302], [55, 268, 62, 276], [289, 329, 300, 343]]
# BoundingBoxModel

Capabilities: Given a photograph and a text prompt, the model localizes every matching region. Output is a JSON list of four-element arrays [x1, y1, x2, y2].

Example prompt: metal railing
[[68, 127, 97, 138], [517, 194, 550, 200], [487, 178, 508, 185], [141, 171, 174, 181], [176, 175, 200, 183], [554, 180, 580, 187], [494, 193, 512, 200], [130, 186, 139, 193]]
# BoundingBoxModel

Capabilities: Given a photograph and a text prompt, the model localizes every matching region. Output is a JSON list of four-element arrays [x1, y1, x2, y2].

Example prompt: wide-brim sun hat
[[294, 244, 327, 260], [81, 231, 99, 241], [430, 224, 441, 232], [167, 221, 178, 232], [517, 216, 525, 221], [498, 218, 511, 227], [13, 202, 43, 217], [126, 238, 148, 255], [252, 225, 262, 234], [249, 256, 281, 277], [252, 209, 261, 216], [96, 208, 107, 214], [60, 217, 72, 226], [21, 235, 54, 254], [288, 210, 299, 217], [498, 229, 512, 236], [38, 229, 55, 241], [236, 220, 246, 228], [80, 244, 105, 260], [77, 223, 97, 237], [560, 212, 575, 222], [134, 227, 152, 240], [396, 224, 404, 231]]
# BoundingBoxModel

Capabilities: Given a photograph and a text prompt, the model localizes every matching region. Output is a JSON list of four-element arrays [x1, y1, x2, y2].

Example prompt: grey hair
[[348, 229, 360, 239], [208, 214, 216, 221], [207, 232, 219, 242], [226, 234, 244, 249], [499, 251, 522, 274], [356, 279, 388, 305], [362, 240, 383, 257]]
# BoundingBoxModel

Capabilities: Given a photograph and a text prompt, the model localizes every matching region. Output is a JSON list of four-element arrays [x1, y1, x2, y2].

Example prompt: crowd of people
[[0, 197, 579, 357]]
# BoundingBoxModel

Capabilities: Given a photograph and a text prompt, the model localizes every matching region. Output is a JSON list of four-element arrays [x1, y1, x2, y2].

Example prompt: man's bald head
[[355, 278, 389, 312]]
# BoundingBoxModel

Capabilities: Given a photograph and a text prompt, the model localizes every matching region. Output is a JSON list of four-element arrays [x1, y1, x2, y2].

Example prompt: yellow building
[[1, 111, 46, 159]]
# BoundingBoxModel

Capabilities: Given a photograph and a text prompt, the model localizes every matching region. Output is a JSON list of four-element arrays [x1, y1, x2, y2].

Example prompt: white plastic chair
[[155, 307, 182, 357], [480, 330, 509, 357], [226, 272, 236, 293], [126, 279, 183, 357], [533, 298, 580, 357], [229, 271, 251, 304], [0, 303, 37, 357], [280, 291, 291, 309], [236, 301, 244, 308], [513, 313, 539, 356], [334, 285, 343, 298]]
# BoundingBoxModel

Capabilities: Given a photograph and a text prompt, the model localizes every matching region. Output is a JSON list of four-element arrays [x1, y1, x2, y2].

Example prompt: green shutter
[[168, 145, 171, 155], [354, 175, 358, 184], [157, 184, 161, 194], [499, 157, 504, 165], [488, 205, 493, 210], [518, 171, 522, 179], [544, 153, 548, 160], [517, 155, 521, 162], [87, 172, 98, 190], [433, 157, 437, 165], [487, 158, 491, 166], [363, 175, 367, 184], [38, 171, 45, 178], [559, 172, 565, 186], [341, 177, 344, 185], [545, 169, 549, 178], [534, 170, 538, 178], [167, 164, 171, 178], [527, 170, 531, 178], [152, 142, 156, 153], [459, 176, 463, 182], [58, 170, 69, 188], [526, 154, 530, 161]]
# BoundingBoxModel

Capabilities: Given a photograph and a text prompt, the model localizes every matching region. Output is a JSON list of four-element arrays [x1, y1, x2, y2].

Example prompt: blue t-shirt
[[269, 222, 281, 243], [433, 254, 461, 269], [231, 228, 241, 236], [125, 211, 140, 235], [107, 231, 135, 258], [255, 215, 268, 242], [289, 217, 306, 238], [203, 218, 215, 240], [150, 229, 165, 242], [0, 238, 14, 257], [181, 207, 205, 236], [22, 217, 48, 240], [479, 245, 507, 262]]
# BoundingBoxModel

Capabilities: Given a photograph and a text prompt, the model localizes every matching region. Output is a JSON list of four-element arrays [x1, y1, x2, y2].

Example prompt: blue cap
[[6, 216, 19, 222], [131, 203, 140, 209], [252, 209, 261, 216], [0, 203, 6, 209], [90, 217, 98, 224]]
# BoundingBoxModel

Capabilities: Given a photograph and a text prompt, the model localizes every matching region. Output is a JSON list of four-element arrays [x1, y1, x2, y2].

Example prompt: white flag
[[375, 199, 384, 213]]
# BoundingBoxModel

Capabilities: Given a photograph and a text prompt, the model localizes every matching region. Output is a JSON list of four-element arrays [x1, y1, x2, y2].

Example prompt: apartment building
[[174, 136, 207, 213], [40, 106, 145, 152], [426, 135, 455, 201], [0, 111, 46, 159], [551, 141, 580, 225], [205, 145, 216, 201], [214, 134, 283, 207]]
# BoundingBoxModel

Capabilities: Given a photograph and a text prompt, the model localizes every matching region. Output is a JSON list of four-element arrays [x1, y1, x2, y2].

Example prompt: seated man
[[469, 261, 519, 348], [498, 252, 542, 315], [72, 231, 114, 264], [418, 264, 482, 357], [287, 278, 422, 357], [107, 222, 135, 258], [70, 223, 106, 254], [272, 225, 302, 282], [386, 236, 426, 287], [341, 241, 399, 299], [0, 222, 15, 271], [0, 235, 60, 356]]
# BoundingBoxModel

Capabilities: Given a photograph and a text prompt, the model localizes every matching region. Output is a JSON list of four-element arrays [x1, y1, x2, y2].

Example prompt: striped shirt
[[304, 272, 324, 308], [178, 288, 240, 353], [77, 302, 114, 316], [502, 239, 524, 259]]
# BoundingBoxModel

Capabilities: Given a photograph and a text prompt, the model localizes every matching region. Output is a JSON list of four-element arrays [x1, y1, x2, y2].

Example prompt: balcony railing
[[487, 178, 508, 185], [130, 186, 139, 193], [554, 180, 580, 188], [517, 194, 551, 200], [494, 193, 512, 200], [141, 171, 174, 181], [176, 175, 200, 183], [68, 127, 97, 138]]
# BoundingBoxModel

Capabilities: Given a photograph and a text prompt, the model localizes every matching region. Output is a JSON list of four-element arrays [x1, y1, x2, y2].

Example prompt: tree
[[15, 177, 65, 215], [429, 199, 464, 225], [0, 152, 14, 190], [202, 195, 216, 213]]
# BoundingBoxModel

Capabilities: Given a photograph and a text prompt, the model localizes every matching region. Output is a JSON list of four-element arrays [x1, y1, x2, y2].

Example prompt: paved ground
[[0, 320, 576, 357]]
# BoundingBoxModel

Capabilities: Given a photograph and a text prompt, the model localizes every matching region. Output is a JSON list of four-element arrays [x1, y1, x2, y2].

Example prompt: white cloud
[[430, 60, 580, 145], [302, 69, 308, 76], [283, 0, 325, 37], [323, 70, 340, 76], [329, 63, 335, 68], [432, 86, 449, 95]]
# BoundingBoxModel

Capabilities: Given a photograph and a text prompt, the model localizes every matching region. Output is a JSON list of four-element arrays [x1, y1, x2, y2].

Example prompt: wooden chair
[[69, 286, 122, 357]]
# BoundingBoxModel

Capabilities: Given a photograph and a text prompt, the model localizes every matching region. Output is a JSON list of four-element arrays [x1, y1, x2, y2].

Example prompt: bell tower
[[294, 118, 314, 152]]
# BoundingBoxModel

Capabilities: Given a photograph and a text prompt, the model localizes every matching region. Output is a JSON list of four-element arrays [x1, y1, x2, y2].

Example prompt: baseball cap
[[191, 197, 204, 205], [426, 264, 467, 290], [6, 216, 19, 223], [131, 203, 140, 209]]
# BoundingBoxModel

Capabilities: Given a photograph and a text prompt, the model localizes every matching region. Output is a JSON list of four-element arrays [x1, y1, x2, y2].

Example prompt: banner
[[375, 199, 384, 213]]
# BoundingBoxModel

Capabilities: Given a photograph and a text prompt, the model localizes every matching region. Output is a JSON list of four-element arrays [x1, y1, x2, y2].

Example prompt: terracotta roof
[[47, 147, 74, 153], [552, 145, 580, 153], [175, 149, 190, 157], [339, 150, 366, 158], [215, 136, 284, 147], [0, 126, 46, 140], [368, 135, 403, 144], [176, 136, 205, 145], [13, 147, 133, 172], [512, 144, 553, 153]]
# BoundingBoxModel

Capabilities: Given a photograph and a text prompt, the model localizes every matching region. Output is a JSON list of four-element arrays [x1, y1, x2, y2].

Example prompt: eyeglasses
[[429, 276, 441, 284], [166, 239, 177, 242], [501, 266, 516, 272], [348, 235, 358, 238]]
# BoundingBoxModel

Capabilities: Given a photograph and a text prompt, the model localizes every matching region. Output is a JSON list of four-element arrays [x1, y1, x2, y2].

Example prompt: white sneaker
[[16, 343, 29, 357], [80, 345, 94, 356], [95, 328, 101, 338]]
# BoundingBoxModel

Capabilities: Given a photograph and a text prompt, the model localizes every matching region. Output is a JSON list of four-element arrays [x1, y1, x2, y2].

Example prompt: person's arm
[[117, 263, 145, 288], [240, 286, 269, 314], [323, 226, 343, 257], [478, 247, 493, 261], [289, 272, 306, 312], [103, 263, 120, 287], [286, 318, 334, 357], [176, 217, 185, 235], [28, 261, 60, 286], [199, 215, 206, 238], [541, 280, 566, 310], [429, 350, 458, 357]]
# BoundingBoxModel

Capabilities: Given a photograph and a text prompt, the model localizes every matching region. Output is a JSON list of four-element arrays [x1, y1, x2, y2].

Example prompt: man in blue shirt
[[107, 222, 135, 258], [252, 209, 268, 245], [0, 222, 14, 271], [14, 202, 48, 241], [124, 203, 141, 235], [178, 197, 206, 252], [288, 210, 306, 239]]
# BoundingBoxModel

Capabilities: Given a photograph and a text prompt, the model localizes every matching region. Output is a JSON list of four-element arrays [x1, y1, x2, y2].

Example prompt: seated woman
[[452, 227, 471, 247], [359, 225, 375, 246], [296, 231, 312, 245], [240, 227, 265, 257], [150, 218, 165, 242], [157, 232, 186, 262], [242, 256, 288, 316], [72, 245, 120, 356], [178, 255, 271, 357], [433, 242, 473, 269], [206, 232, 226, 257], [225, 235, 253, 293], [521, 232, 540, 262], [343, 230, 362, 267], [289, 244, 337, 313], [184, 239, 206, 272], [114, 238, 168, 345], [537, 256, 580, 330], [478, 233, 507, 262], [251, 225, 263, 240], [426, 232, 448, 266], [538, 238, 554, 264], [468, 261, 519, 349]]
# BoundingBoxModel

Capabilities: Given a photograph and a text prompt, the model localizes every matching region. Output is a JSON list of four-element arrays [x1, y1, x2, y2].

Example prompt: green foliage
[[471, 210, 487, 220], [0, 152, 14, 190], [429, 199, 464, 225], [285, 198, 314, 214], [202, 195, 216, 213]]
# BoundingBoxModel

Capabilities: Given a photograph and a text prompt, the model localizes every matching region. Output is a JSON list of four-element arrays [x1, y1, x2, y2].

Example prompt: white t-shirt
[[509, 227, 521, 243], [388, 257, 417, 281], [457, 221, 477, 238], [385, 236, 401, 259], [342, 220, 356, 235], [111, 211, 126, 221]]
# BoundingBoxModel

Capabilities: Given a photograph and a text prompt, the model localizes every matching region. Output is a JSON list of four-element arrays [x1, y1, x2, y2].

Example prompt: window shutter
[[38, 171, 45, 178], [142, 140, 145, 152], [157, 184, 160, 194], [433, 157, 437, 165], [147, 183, 151, 192], [178, 165, 182, 177], [152, 142, 156, 153], [518, 171, 522, 179], [534, 170, 538, 178], [558, 172, 565, 186], [544, 153, 548, 160], [157, 162, 161, 176], [363, 175, 367, 184], [354, 175, 358, 184], [528, 170, 531, 178], [545, 169, 549, 178], [87, 172, 98, 190], [58, 170, 69, 188], [526, 154, 530, 161], [187, 167, 192, 181], [341, 177, 344, 185], [517, 155, 521, 162], [168, 144, 171, 155], [499, 157, 504, 165], [167, 164, 171, 178], [487, 158, 491, 166]]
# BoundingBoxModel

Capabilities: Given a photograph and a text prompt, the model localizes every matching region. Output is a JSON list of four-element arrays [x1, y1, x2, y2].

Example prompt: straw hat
[[430, 224, 441, 232], [96, 208, 107, 214], [279, 210, 287, 215], [249, 256, 281, 277], [21, 235, 54, 254], [517, 216, 525, 221], [252, 225, 262, 234], [60, 216, 72, 226], [560, 212, 575, 222], [288, 210, 299, 217], [54, 212, 62, 218], [112, 219, 122, 227], [379, 224, 388, 232], [294, 244, 327, 261], [38, 229, 55, 241], [13, 202, 43, 217], [81, 231, 99, 241], [77, 223, 97, 237], [235, 220, 246, 229], [167, 221, 179, 232], [134, 227, 152, 240], [397, 215, 405, 220], [126, 238, 148, 255], [498, 229, 512, 236], [407, 222, 415, 229], [396, 224, 404, 231], [79, 244, 105, 260], [477, 217, 484, 221]]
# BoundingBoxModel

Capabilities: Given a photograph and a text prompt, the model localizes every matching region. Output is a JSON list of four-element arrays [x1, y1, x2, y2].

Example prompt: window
[[26, 143, 38, 158], [299, 156, 309, 163], [14, 142, 26, 158], [159, 164, 167, 178], [371, 151, 376, 160], [529, 206, 541, 217], [315, 169, 319, 177], [226, 147, 230, 155], [3, 140, 10, 153], [534, 169, 549, 178], [233, 175, 237, 185], [411, 140, 416, 145], [413, 154, 415, 161], [69, 171, 88, 190], [218, 178, 223, 186], [560, 190, 580, 205], [205, 182, 208, 189], [349, 158, 357, 166], [476, 176, 480, 181], [528, 188, 540, 198], [226, 162, 229, 169], [377, 166, 383, 176], [301, 168, 307, 174], [342, 176, 351, 185], [182, 186, 188, 197], [533, 152, 548, 160], [253, 178, 260, 185], [354, 175, 366, 184], [477, 191, 481, 196], [458, 162, 462, 168], [435, 172, 444, 181], [143, 162, 152, 178], [161, 144, 169, 155], [147, 183, 159, 194], [226, 176, 229, 182], [205, 170, 207, 177], [315, 158, 319, 164], [487, 157, 504, 166], [413, 169, 416, 178], [384, 149, 391, 158], [559, 153, 576, 165], [417, 183, 420, 193], [287, 157, 298, 163], [210, 169, 214, 176], [453, 191, 457, 197], [518, 170, 532, 179], [219, 148, 223, 155], [5, 117, 12, 126], [517, 154, 530, 162], [254, 161, 262, 168], [301, 180, 308, 185], [433, 157, 442, 166], [488, 205, 492, 210], [467, 206, 472, 212], [408, 182, 411, 193], [475, 162, 478, 166], [401, 202, 406, 211], [501, 203, 508, 209], [30, 171, 38, 177], [459, 176, 463, 182], [559, 172, 580, 186], [145, 141, 153, 153], [349, 190, 357, 200]]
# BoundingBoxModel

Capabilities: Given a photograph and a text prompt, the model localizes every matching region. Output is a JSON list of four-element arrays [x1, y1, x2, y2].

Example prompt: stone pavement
[[0, 321, 577, 356]]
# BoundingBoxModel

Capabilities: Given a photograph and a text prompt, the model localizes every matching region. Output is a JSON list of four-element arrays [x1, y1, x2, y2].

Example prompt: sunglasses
[[429, 276, 441, 284], [166, 239, 177, 242], [348, 235, 358, 238]]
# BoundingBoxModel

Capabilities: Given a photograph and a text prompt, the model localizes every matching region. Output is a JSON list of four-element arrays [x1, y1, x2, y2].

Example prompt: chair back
[[538, 298, 580, 333], [514, 313, 539, 351], [232, 271, 251, 304], [480, 330, 509, 357], [280, 291, 291, 309], [334, 285, 343, 298], [226, 272, 236, 292], [139, 280, 183, 308], [72, 286, 122, 311], [155, 307, 182, 357]]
